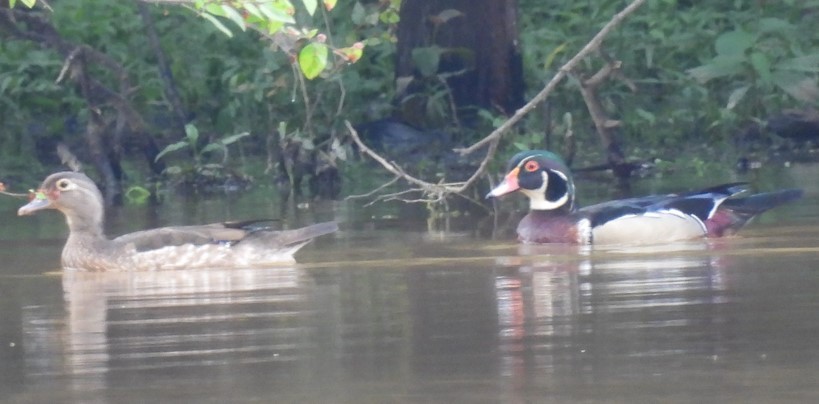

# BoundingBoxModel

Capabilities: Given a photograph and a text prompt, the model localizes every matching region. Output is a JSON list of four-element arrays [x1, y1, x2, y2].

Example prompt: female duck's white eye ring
[[523, 160, 540, 172], [56, 179, 71, 190]]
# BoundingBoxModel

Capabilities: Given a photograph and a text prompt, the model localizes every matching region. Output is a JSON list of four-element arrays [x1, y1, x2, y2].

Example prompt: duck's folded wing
[[580, 197, 666, 227], [113, 221, 339, 253], [113, 224, 248, 252], [580, 182, 751, 227], [250, 221, 339, 247]]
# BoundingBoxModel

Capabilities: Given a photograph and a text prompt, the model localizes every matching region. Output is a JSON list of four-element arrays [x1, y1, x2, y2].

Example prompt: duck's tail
[[707, 189, 803, 236]]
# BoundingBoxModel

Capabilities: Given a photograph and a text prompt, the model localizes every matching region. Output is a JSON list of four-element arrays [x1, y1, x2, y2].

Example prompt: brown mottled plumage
[[18, 172, 337, 271]]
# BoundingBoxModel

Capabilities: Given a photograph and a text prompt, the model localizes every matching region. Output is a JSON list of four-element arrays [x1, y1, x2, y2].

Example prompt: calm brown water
[[1, 164, 819, 403]]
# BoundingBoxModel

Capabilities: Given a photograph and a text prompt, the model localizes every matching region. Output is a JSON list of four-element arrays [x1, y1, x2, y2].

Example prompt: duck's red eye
[[523, 160, 540, 172]]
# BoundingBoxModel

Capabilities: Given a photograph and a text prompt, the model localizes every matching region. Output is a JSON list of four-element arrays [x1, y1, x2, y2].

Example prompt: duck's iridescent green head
[[487, 150, 575, 211]]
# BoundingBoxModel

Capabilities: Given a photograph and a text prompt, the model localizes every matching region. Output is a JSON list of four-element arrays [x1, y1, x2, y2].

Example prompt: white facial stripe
[[524, 171, 569, 210]]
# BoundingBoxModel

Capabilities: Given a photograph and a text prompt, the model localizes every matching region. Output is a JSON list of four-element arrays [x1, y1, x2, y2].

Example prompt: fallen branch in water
[[346, 0, 648, 205], [344, 121, 471, 204]]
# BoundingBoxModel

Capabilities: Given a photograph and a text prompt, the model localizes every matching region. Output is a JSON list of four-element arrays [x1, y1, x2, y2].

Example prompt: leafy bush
[[517, 0, 818, 164]]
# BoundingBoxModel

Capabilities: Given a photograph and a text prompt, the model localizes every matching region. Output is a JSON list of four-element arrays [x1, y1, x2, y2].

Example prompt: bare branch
[[341, 0, 647, 206], [344, 121, 450, 194], [55, 46, 81, 84], [455, 0, 648, 156], [572, 60, 623, 152], [344, 121, 483, 205], [346, 175, 402, 201]]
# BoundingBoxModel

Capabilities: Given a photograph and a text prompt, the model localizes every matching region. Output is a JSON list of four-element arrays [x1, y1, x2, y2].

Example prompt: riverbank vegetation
[[1, 0, 816, 204]]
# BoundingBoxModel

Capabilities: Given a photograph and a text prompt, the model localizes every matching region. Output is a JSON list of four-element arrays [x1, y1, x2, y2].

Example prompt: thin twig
[[55, 46, 81, 84], [346, 175, 402, 200], [343, 0, 648, 205], [455, 0, 647, 156], [0, 190, 30, 198], [345, 121, 448, 193]]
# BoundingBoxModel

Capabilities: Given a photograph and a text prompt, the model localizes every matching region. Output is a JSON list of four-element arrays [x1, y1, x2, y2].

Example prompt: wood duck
[[487, 150, 803, 245], [18, 172, 338, 271]]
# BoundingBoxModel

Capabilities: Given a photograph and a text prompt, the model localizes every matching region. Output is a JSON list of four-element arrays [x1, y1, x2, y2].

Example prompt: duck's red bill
[[486, 167, 520, 198]]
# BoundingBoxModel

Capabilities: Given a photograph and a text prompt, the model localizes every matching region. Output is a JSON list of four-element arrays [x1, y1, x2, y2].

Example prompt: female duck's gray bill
[[18, 195, 52, 216]]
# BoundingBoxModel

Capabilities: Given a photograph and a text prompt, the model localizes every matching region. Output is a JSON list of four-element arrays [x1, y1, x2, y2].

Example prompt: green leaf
[[204, 3, 225, 16], [303, 28, 319, 39], [243, 3, 264, 20], [10, 0, 17, 8], [266, 21, 285, 35], [155, 141, 190, 162], [201, 13, 233, 37], [687, 54, 745, 83], [379, 8, 399, 24], [221, 5, 246, 31], [331, 137, 347, 161], [758, 17, 795, 33], [635, 108, 656, 124], [201, 143, 225, 154], [351, 2, 366, 25], [219, 132, 251, 145], [726, 85, 750, 110], [411, 46, 442, 77], [124, 186, 151, 204], [772, 72, 819, 103], [185, 123, 199, 144], [433, 9, 463, 24], [164, 166, 183, 176], [259, 3, 296, 24], [544, 42, 568, 70], [337, 43, 364, 63], [775, 54, 819, 73], [301, 0, 318, 16], [749, 52, 771, 85], [298, 42, 328, 79], [21, 0, 38, 8], [714, 30, 755, 56]]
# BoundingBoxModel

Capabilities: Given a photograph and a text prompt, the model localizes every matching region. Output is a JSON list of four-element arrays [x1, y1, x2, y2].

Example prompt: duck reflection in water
[[17, 239, 749, 402], [22, 266, 308, 393], [489, 239, 735, 389]]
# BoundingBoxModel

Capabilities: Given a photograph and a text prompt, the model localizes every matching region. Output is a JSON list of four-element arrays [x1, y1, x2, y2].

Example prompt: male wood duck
[[18, 172, 338, 271], [487, 150, 803, 245]]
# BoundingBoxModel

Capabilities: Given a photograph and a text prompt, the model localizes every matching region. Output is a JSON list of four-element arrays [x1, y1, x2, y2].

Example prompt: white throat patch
[[522, 170, 570, 210]]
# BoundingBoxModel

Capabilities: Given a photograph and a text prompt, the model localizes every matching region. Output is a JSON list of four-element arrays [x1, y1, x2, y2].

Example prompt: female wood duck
[[487, 150, 803, 245], [18, 172, 338, 271]]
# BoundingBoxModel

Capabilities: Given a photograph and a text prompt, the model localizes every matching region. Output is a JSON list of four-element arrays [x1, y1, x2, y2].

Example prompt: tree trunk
[[396, 0, 524, 127]]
